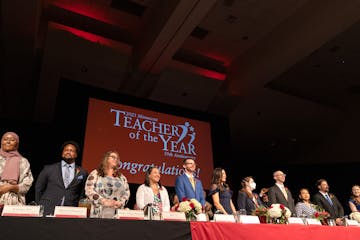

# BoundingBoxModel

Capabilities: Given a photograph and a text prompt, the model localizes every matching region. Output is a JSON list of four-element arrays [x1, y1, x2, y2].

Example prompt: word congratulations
[[118, 160, 200, 177]]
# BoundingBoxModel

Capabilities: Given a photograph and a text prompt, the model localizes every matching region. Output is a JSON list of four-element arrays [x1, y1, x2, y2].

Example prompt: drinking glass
[[236, 209, 247, 223], [78, 198, 91, 218], [238, 209, 247, 215], [101, 207, 115, 219], [327, 219, 336, 226]]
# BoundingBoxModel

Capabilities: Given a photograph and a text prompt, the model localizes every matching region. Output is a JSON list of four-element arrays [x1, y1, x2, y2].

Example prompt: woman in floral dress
[[85, 150, 130, 218]]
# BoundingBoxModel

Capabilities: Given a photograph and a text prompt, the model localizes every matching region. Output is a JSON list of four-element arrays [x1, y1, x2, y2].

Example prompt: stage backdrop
[[82, 98, 214, 188]]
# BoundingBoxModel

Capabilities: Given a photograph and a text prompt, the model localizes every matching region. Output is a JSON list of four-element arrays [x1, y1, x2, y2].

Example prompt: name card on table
[[116, 209, 144, 220], [346, 219, 359, 226], [162, 211, 186, 221], [2, 205, 41, 217], [54, 206, 87, 218], [288, 217, 306, 225], [196, 213, 207, 222], [238, 215, 260, 224], [213, 214, 236, 223], [305, 218, 322, 225]]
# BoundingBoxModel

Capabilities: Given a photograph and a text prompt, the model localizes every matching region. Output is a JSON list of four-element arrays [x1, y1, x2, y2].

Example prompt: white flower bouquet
[[350, 212, 360, 223], [267, 204, 291, 224], [176, 198, 202, 221]]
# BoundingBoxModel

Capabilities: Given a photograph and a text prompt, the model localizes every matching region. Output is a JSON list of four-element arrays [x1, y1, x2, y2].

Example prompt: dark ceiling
[[2, 0, 360, 164]]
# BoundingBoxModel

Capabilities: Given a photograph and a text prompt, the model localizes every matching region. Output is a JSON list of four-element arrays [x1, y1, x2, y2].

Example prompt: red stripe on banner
[[190, 222, 360, 240], [2, 213, 38, 217]]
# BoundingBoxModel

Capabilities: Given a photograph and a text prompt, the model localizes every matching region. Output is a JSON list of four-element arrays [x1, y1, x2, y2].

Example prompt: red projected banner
[[82, 98, 214, 188]]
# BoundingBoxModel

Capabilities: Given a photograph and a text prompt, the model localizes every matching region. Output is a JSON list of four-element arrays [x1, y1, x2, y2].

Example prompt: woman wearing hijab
[[0, 132, 33, 205]]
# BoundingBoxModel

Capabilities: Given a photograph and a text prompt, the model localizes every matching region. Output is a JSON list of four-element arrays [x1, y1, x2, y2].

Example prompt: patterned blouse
[[295, 202, 317, 218], [85, 169, 130, 218], [153, 192, 162, 214], [0, 156, 33, 205]]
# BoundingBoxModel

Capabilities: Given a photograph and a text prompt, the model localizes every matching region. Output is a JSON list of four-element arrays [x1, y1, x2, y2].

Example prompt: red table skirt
[[190, 222, 360, 240]]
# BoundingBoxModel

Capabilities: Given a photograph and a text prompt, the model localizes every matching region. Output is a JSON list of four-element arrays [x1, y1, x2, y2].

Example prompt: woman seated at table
[[295, 188, 318, 217], [209, 168, 236, 215], [85, 151, 130, 217], [237, 176, 266, 215], [136, 167, 170, 213], [349, 185, 360, 212], [0, 132, 33, 205]]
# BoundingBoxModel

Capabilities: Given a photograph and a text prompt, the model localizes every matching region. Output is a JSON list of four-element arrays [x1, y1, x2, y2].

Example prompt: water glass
[[327, 219, 336, 226], [236, 209, 247, 223], [101, 207, 115, 219], [238, 209, 247, 215], [78, 198, 91, 218]]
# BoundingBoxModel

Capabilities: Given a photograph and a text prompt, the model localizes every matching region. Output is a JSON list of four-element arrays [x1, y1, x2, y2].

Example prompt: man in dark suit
[[313, 179, 344, 225], [35, 141, 88, 216], [268, 170, 295, 215], [175, 158, 205, 206]]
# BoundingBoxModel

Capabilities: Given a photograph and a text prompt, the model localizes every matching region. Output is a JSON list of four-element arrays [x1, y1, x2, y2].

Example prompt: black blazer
[[237, 191, 264, 215], [268, 185, 295, 215], [312, 192, 344, 219], [35, 162, 88, 215]]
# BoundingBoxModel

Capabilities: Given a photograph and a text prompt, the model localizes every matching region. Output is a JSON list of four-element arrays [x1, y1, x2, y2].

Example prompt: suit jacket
[[237, 191, 264, 215], [312, 192, 344, 218], [35, 162, 88, 215], [136, 184, 170, 211], [268, 185, 295, 215], [175, 174, 205, 206]]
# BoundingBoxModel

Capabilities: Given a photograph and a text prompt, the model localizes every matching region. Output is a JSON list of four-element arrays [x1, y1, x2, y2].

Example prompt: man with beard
[[35, 141, 88, 215], [175, 158, 205, 206], [313, 179, 344, 225]]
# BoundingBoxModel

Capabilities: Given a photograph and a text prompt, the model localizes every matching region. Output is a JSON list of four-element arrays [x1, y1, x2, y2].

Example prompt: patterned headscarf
[[0, 132, 22, 183]]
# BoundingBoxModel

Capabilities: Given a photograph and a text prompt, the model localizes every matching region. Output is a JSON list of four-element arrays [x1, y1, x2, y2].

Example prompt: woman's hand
[[101, 199, 116, 207], [114, 201, 123, 208], [0, 184, 17, 195], [101, 199, 123, 208]]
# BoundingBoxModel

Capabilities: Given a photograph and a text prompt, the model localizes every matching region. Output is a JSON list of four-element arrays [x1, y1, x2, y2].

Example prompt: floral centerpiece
[[252, 205, 269, 223], [267, 204, 291, 224], [350, 212, 360, 223], [313, 210, 330, 225], [176, 198, 202, 221]]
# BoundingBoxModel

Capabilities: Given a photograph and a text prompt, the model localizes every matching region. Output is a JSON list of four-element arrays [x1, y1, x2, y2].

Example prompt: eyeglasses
[[109, 155, 119, 160]]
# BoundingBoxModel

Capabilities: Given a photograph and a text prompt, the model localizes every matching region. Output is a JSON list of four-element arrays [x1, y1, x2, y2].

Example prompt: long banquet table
[[1, 217, 360, 240]]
